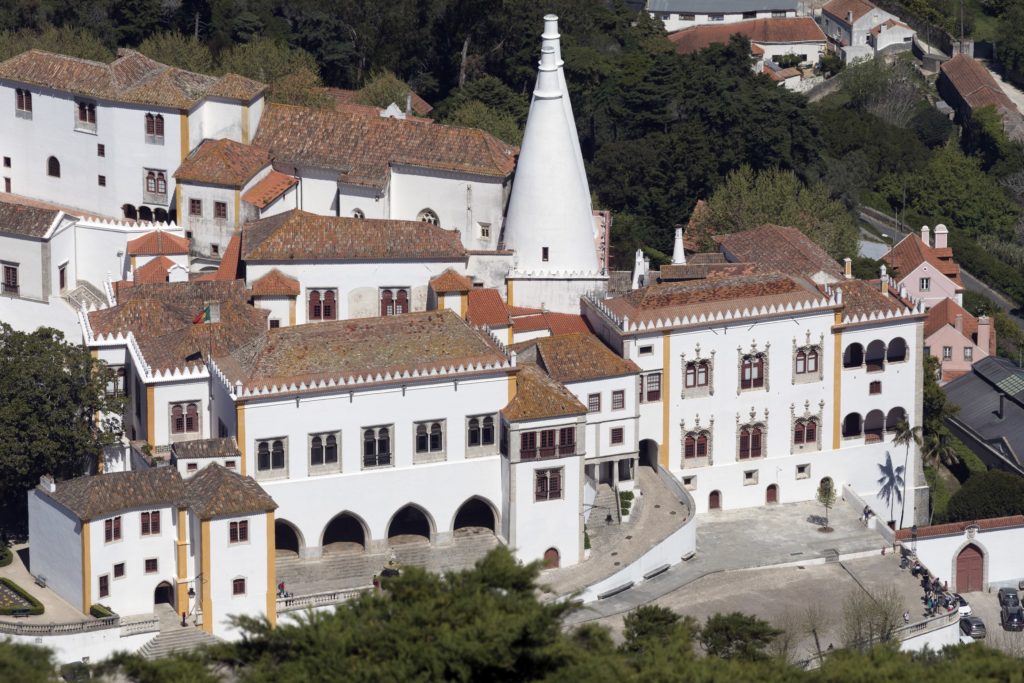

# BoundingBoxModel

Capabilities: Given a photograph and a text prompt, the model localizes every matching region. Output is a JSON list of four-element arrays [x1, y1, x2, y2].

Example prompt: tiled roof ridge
[[895, 515, 1024, 541]]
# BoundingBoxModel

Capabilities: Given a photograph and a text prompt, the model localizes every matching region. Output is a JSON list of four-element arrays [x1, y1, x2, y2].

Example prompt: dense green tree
[[434, 75, 529, 125], [137, 31, 215, 73], [0, 324, 123, 534], [691, 166, 860, 260], [994, 4, 1024, 78], [620, 604, 694, 655], [943, 470, 1024, 522], [444, 100, 523, 145], [961, 105, 1024, 177], [0, 639, 58, 682], [355, 71, 417, 109], [0, 25, 113, 62], [218, 38, 321, 86], [266, 67, 334, 108], [699, 612, 782, 661]]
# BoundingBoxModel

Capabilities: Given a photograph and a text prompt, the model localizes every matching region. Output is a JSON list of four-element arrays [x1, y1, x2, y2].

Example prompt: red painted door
[[766, 484, 778, 504], [956, 545, 984, 593]]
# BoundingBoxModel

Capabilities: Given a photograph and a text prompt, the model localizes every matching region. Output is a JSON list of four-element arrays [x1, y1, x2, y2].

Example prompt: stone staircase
[[591, 484, 620, 526], [63, 280, 107, 310], [136, 606, 220, 660]]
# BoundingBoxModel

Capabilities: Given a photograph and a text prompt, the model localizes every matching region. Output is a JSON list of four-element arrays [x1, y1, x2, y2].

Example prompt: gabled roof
[[831, 278, 912, 321], [216, 310, 507, 392], [972, 355, 1024, 402], [250, 268, 300, 297], [194, 233, 243, 281], [531, 333, 640, 383], [42, 468, 185, 521], [126, 230, 189, 256], [924, 298, 991, 353], [241, 210, 466, 262], [502, 364, 587, 422], [172, 438, 240, 461], [241, 171, 297, 209], [669, 17, 825, 54], [0, 197, 60, 238], [882, 233, 963, 287], [133, 255, 176, 284], [174, 139, 270, 188], [822, 0, 877, 25], [940, 54, 1018, 114], [430, 269, 473, 294], [510, 311, 591, 335], [185, 464, 276, 518], [0, 49, 264, 109], [252, 103, 517, 188], [715, 225, 844, 282], [466, 288, 511, 327]]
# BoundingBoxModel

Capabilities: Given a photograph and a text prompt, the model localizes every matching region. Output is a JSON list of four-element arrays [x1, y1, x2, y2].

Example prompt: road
[[857, 210, 1024, 331]]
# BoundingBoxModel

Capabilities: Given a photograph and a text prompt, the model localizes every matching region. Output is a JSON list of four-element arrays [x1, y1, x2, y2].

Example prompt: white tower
[[541, 15, 589, 208], [503, 41, 606, 314], [672, 227, 686, 265]]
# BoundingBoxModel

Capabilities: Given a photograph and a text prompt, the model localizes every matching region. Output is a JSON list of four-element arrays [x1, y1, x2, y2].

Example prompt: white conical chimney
[[503, 45, 599, 275], [672, 227, 686, 265], [541, 14, 591, 220], [632, 249, 646, 289]]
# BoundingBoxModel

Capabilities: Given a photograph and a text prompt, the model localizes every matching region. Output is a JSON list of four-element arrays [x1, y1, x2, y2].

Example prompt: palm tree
[[923, 434, 960, 468], [892, 419, 921, 529], [877, 451, 905, 527]]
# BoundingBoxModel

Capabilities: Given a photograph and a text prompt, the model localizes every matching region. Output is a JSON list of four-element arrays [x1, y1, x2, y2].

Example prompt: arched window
[[258, 441, 270, 470], [322, 290, 336, 320], [47, 156, 60, 178], [171, 405, 184, 434], [430, 423, 443, 451], [416, 424, 429, 453], [363, 429, 376, 457], [155, 172, 166, 194], [807, 348, 819, 373], [696, 433, 708, 457], [145, 113, 154, 135], [154, 114, 164, 137], [325, 435, 338, 463], [146, 171, 156, 193], [684, 431, 709, 460], [739, 426, 763, 458], [396, 289, 409, 314], [468, 418, 480, 447], [684, 434, 696, 459], [482, 416, 494, 445], [185, 403, 198, 432], [311, 436, 324, 466], [842, 413, 863, 438], [685, 360, 709, 388], [750, 426, 762, 457], [886, 407, 906, 433], [741, 354, 764, 389], [154, 208, 168, 223], [796, 347, 820, 376], [886, 338, 907, 363], [122, 204, 138, 220], [271, 440, 285, 469], [866, 340, 886, 372], [418, 208, 439, 225], [380, 289, 393, 317], [796, 350, 807, 375], [377, 427, 390, 456], [352, 209, 365, 219], [794, 419, 818, 445], [308, 290, 321, 320], [138, 206, 152, 222], [843, 343, 864, 368]]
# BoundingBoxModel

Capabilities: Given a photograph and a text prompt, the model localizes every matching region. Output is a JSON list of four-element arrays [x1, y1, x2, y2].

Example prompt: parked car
[[952, 593, 972, 615], [960, 615, 987, 639], [1000, 606, 1024, 632], [997, 587, 1020, 609]]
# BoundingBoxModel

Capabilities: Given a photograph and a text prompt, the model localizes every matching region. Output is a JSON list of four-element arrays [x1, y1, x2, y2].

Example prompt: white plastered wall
[[27, 490, 83, 611]]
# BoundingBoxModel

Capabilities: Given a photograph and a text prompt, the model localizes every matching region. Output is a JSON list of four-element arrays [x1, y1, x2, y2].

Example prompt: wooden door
[[709, 490, 721, 510], [543, 548, 560, 569], [956, 545, 984, 593], [766, 484, 778, 504]]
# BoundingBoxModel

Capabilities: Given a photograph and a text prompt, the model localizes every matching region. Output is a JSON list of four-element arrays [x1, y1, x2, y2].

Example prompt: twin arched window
[[145, 113, 164, 139], [171, 402, 199, 434], [685, 360, 710, 388], [380, 288, 410, 316], [738, 425, 764, 459], [740, 354, 765, 389], [310, 434, 339, 466], [257, 439, 286, 471], [308, 289, 337, 321], [415, 422, 444, 454], [683, 431, 709, 459], [793, 419, 818, 445], [363, 427, 391, 467], [795, 348, 819, 375], [146, 171, 167, 195], [468, 416, 495, 447]]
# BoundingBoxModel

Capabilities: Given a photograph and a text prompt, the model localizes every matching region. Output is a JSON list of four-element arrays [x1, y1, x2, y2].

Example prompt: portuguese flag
[[193, 305, 211, 324]]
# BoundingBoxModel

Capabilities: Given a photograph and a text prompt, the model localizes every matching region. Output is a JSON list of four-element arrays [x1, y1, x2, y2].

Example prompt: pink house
[[924, 298, 995, 384], [882, 225, 964, 311]]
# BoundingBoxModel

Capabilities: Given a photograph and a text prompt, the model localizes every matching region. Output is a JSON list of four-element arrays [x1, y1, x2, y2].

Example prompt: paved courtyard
[[0, 545, 89, 624], [958, 590, 1024, 657], [588, 554, 927, 660], [565, 498, 885, 625]]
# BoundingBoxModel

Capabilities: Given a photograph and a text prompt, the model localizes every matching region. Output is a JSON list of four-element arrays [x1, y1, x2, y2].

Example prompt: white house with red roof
[[821, 0, 913, 62], [881, 225, 964, 311], [648, 0, 798, 33]]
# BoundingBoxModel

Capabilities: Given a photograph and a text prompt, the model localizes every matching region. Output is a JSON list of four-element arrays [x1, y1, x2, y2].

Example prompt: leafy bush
[[90, 603, 115, 618], [0, 578, 44, 616], [941, 470, 1024, 522], [619, 490, 634, 517], [0, 544, 11, 568], [923, 464, 951, 522]]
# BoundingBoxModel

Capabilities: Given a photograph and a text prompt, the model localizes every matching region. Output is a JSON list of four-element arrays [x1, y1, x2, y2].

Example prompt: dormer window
[[145, 113, 165, 144], [75, 101, 97, 132]]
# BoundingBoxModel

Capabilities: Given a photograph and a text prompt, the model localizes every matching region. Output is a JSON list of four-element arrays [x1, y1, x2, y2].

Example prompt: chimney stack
[[997, 393, 1005, 419], [933, 223, 948, 249], [920, 225, 930, 247], [843, 257, 852, 279], [847, 10, 854, 22], [954, 313, 963, 332], [672, 227, 686, 265], [39, 474, 56, 493], [978, 315, 992, 355], [405, 93, 412, 115], [880, 265, 888, 295]]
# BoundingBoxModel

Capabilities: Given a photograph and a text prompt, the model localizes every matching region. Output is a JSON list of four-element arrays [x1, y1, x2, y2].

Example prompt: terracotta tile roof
[[822, 0, 876, 25], [715, 225, 844, 282], [250, 268, 300, 297], [870, 18, 911, 34], [42, 468, 185, 521], [218, 310, 507, 391], [467, 288, 511, 327], [252, 103, 517, 187], [531, 333, 639, 383], [172, 437, 240, 460], [194, 233, 243, 281], [133, 255, 176, 284], [895, 515, 1024, 541], [924, 298, 995, 355], [0, 49, 264, 108], [126, 230, 189, 256], [0, 197, 60, 238], [430, 269, 473, 293], [241, 171, 297, 209], [762, 66, 784, 82], [502, 364, 587, 422], [89, 280, 268, 372], [882, 234, 963, 287], [174, 139, 270, 188], [669, 17, 825, 54], [322, 86, 433, 116], [658, 261, 762, 281], [185, 464, 276, 518], [831, 279, 910, 320], [940, 54, 1018, 114], [242, 209, 465, 262], [511, 312, 591, 335], [506, 304, 542, 316]]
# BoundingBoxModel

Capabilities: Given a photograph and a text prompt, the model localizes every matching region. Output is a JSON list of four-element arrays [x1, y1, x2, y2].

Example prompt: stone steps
[[592, 484, 620, 526], [137, 624, 220, 660]]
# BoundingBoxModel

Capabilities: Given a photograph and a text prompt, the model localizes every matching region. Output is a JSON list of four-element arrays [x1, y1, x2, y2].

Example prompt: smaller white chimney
[[672, 228, 686, 265], [405, 93, 413, 115], [631, 249, 646, 290], [954, 313, 963, 332], [880, 265, 888, 295], [846, 10, 853, 22], [933, 223, 948, 249], [39, 474, 56, 493], [920, 225, 930, 247], [843, 257, 852, 279]]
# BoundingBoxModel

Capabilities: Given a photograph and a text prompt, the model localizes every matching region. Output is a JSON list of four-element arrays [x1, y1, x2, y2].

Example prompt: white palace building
[[5, 15, 927, 661]]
